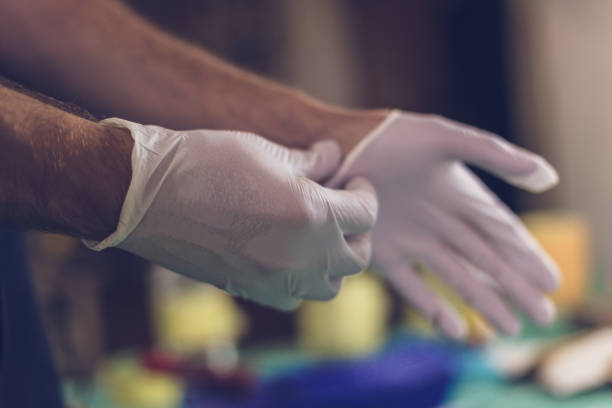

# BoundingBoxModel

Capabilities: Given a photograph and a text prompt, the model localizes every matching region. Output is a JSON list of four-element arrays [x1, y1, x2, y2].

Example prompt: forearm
[[0, 84, 133, 240], [0, 0, 385, 152]]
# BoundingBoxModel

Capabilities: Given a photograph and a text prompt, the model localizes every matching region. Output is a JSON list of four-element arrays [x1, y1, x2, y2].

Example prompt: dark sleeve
[[0, 225, 64, 407]]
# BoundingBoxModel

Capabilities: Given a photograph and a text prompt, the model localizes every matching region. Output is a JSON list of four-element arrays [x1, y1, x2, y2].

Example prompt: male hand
[[327, 110, 560, 338], [86, 119, 378, 310]]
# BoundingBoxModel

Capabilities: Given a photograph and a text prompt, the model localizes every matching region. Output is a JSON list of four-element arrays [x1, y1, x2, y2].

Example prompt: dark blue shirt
[[0, 226, 63, 407]]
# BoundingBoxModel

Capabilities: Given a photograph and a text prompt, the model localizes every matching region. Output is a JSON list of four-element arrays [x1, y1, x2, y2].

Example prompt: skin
[[0, 0, 385, 239], [0, 84, 133, 240], [0, 0, 559, 340], [0, 0, 386, 151]]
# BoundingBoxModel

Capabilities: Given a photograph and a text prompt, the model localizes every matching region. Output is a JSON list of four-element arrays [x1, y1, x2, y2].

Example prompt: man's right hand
[[85, 119, 378, 310]]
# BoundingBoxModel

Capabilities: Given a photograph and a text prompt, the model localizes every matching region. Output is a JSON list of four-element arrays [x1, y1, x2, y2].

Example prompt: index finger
[[435, 117, 559, 193]]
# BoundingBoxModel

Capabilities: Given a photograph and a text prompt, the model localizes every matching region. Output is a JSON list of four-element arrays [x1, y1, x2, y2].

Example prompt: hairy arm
[[0, 0, 385, 153], [0, 84, 133, 240]]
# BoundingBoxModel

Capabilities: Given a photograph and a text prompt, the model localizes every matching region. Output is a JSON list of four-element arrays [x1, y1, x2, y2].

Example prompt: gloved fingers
[[291, 270, 342, 302], [234, 132, 341, 182], [439, 119, 558, 193], [418, 244, 520, 335], [325, 177, 378, 235], [431, 209, 557, 326], [300, 233, 372, 300], [494, 267, 556, 327], [385, 263, 467, 339], [430, 203, 556, 294], [329, 232, 373, 278], [257, 270, 338, 307], [458, 197, 561, 291], [288, 139, 343, 182]]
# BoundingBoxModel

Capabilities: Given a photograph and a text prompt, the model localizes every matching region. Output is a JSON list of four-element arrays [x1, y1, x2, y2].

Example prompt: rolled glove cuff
[[82, 118, 181, 251], [327, 110, 401, 189]]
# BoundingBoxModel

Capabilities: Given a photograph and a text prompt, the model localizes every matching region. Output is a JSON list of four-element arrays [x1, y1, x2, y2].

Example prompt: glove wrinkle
[[84, 118, 377, 310]]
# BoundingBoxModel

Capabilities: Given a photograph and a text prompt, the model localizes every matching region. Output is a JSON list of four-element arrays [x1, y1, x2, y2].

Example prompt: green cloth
[[449, 381, 612, 408]]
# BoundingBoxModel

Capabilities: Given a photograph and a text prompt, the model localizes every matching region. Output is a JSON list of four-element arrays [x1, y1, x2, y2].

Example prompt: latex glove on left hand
[[327, 110, 560, 339], [85, 119, 378, 311]]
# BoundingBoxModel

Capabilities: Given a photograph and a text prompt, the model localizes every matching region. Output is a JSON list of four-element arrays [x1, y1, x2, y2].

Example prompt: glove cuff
[[326, 110, 401, 188], [82, 118, 180, 251]]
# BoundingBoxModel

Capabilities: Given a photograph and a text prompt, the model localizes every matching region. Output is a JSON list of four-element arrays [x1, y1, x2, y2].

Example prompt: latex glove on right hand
[[85, 119, 378, 311], [327, 110, 560, 339]]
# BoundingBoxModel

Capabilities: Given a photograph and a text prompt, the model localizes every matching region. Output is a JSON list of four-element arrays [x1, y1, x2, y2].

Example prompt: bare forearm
[[0, 0, 385, 152], [0, 84, 133, 239]]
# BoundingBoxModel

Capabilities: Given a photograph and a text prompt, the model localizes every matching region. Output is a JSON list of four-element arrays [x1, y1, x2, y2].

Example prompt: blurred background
[[25, 0, 612, 407]]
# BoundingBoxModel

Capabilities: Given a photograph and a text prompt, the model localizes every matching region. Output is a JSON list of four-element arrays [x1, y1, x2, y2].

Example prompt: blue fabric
[[0, 226, 63, 407], [184, 339, 458, 408]]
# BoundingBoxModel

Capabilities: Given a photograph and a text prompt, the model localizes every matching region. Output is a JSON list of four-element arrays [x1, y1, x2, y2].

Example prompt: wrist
[[38, 118, 133, 241], [81, 123, 133, 240], [0, 84, 134, 240], [307, 101, 391, 154]]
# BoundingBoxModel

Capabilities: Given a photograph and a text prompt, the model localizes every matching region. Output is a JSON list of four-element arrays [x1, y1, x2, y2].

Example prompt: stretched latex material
[[328, 110, 560, 338], [85, 119, 378, 310]]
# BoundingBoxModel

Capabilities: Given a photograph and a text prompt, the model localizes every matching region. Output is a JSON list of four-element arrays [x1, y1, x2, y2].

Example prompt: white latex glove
[[327, 110, 560, 338], [85, 118, 378, 310]]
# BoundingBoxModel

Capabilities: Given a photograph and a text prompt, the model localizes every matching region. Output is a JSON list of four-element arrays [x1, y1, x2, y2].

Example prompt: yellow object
[[405, 268, 495, 344], [522, 211, 590, 310], [100, 357, 183, 408], [155, 282, 246, 354], [298, 272, 390, 356]]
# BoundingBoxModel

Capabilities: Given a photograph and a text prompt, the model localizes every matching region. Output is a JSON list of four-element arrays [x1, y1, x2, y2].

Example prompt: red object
[[141, 349, 256, 394]]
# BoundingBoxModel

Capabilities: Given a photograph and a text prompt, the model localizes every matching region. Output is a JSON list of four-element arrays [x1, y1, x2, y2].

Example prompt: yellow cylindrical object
[[297, 272, 390, 356], [154, 283, 245, 354], [522, 211, 590, 310], [101, 358, 184, 408]]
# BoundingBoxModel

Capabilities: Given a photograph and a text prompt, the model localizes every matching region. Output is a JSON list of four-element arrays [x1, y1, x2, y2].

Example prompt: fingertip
[[506, 156, 559, 193], [540, 297, 557, 325], [346, 232, 373, 269], [329, 276, 344, 292], [347, 177, 378, 214], [527, 297, 556, 327], [345, 176, 376, 193], [523, 236, 562, 291], [541, 254, 562, 291], [439, 314, 468, 340], [312, 139, 342, 159], [330, 177, 378, 234]]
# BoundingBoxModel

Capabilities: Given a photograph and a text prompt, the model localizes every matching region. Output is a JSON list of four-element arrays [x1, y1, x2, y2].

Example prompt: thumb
[[325, 176, 378, 235], [441, 120, 559, 193], [287, 139, 342, 182]]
